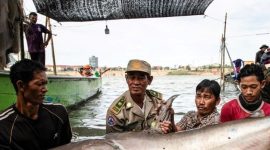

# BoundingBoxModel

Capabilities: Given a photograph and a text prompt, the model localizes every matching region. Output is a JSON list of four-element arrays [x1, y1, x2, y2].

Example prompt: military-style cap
[[260, 44, 269, 49], [126, 59, 151, 75]]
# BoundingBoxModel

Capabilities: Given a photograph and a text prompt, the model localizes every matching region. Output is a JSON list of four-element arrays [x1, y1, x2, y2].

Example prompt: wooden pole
[[222, 38, 225, 91], [44, 17, 48, 43], [220, 34, 223, 87], [19, 0, 25, 60], [47, 18, 57, 75], [225, 45, 235, 73], [221, 13, 227, 91]]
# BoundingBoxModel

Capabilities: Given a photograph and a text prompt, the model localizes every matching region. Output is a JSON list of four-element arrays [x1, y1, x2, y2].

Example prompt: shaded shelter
[[32, 0, 214, 22]]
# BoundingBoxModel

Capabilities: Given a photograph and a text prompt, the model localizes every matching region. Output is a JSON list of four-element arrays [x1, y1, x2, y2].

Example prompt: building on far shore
[[89, 56, 98, 68]]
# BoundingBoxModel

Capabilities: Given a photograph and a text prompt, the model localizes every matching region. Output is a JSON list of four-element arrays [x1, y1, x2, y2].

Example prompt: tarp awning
[[32, 0, 214, 22]]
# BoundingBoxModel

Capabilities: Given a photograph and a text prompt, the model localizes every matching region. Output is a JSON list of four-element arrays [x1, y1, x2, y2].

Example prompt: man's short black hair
[[237, 64, 264, 82], [10, 59, 46, 94], [196, 79, 221, 100], [29, 12, 38, 17]]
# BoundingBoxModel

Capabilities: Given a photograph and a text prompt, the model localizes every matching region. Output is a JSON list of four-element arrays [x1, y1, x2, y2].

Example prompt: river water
[[69, 75, 240, 140]]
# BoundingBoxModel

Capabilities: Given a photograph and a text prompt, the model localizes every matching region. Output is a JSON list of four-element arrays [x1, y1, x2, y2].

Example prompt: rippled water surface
[[69, 75, 240, 140]]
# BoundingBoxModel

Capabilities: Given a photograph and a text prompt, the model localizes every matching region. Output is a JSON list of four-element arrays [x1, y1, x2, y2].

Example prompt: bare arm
[[45, 31, 52, 43], [175, 124, 184, 132], [42, 30, 52, 48]]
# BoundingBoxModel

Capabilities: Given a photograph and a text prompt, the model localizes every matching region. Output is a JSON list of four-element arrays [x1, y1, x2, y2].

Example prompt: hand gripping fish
[[150, 94, 179, 133]]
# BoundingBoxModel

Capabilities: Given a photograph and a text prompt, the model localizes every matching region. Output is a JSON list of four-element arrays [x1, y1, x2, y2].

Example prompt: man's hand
[[159, 109, 177, 134], [41, 41, 49, 48], [160, 121, 172, 134]]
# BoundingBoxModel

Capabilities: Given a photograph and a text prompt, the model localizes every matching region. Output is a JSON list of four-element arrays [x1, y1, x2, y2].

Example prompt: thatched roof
[[32, 0, 214, 22]]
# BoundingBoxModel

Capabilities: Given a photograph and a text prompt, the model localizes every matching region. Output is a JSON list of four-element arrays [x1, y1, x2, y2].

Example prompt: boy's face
[[239, 75, 265, 102]]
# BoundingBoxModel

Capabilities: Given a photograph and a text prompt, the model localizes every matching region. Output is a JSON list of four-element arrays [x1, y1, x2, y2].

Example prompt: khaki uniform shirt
[[176, 108, 219, 131], [106, 90, 164, 134]]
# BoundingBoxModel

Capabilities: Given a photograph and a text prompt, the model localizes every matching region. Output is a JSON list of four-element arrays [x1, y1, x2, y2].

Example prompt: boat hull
[[0, 71, 101, 111]]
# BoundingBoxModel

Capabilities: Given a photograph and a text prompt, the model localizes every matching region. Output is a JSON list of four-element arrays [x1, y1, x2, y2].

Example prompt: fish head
[[165, 94, 180, 107], [156, 94, 180, 123]]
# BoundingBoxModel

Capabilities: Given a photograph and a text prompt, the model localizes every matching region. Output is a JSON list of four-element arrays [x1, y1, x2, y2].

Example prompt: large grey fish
[[52, 117, 270, 150]]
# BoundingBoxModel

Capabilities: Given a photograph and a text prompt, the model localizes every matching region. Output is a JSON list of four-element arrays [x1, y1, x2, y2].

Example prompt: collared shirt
[[135, 96, 147, 115], [106, 90, 163, 133], [176, 108, 219, 131]]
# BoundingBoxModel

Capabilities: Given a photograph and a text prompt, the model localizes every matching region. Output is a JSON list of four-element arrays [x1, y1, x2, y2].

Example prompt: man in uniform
[[174, 79, 220, 131], [0, 59, 72, 150], [220, 64, 270, 122], [106, 59, 173, 134]]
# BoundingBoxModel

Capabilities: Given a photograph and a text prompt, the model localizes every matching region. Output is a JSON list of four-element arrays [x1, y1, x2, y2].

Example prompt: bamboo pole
[[19, 0, 25, 60], [47, 17, 57, 75], [44, 17, 48, 43], [225, 45, 235, 73], [219, 13, 239, 91], [222, 38, 225, 91], [220, 34, 223, 87], [221, 13, 227, 91]]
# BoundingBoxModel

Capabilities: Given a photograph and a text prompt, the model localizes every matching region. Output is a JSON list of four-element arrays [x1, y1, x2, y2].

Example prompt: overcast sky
[[24, 0, 270, 67]]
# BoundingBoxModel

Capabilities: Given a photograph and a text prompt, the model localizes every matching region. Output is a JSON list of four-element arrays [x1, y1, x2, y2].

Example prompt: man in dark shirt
[[262, 69, 270, 103], [255, 44, 268, 64], [0, 59, 72, 150], [261, 48, 270, 66], [24, 12, 52, 66]]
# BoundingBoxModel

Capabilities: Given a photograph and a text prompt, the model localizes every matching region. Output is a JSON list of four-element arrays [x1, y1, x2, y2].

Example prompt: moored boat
[[0, 70, 101, 112]]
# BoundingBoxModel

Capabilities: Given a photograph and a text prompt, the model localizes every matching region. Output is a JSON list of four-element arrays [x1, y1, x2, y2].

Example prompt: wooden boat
[[0, 70, 101, 111]]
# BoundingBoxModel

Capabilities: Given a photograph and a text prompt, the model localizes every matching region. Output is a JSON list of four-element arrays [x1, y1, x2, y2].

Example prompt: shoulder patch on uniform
[[111, 97, 126, 115], [107, 116, 116, 126], [147, 89, 163, 100]]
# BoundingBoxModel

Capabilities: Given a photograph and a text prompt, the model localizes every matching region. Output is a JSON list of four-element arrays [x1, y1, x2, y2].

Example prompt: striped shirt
[[176, 108, 219, 131]]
